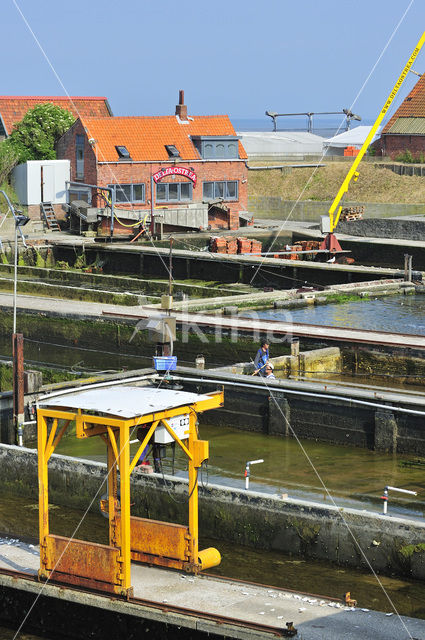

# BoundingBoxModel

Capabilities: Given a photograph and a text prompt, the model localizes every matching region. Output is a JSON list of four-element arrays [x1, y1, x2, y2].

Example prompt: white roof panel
[[39, 385, 212, 419], [323, 125, 381, 148], [237, 131, 324, 155]]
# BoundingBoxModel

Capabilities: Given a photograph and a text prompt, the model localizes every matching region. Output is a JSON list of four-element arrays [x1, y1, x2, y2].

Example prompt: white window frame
[[108, 183, 146, 204], [202, 180, 238, 201]]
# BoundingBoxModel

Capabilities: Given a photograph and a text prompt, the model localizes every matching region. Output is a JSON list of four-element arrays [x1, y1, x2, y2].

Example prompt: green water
[[53, 423, 425, 519], [1, 493, 425, 622], [244, 294, 425, 336]]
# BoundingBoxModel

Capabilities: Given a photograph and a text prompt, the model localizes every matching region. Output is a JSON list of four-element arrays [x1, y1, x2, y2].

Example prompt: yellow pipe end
[[198, 547, 221, 570]]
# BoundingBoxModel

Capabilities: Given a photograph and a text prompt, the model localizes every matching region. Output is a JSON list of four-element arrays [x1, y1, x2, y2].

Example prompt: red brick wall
[[28, 203, 66, 221], [97, 161, 247, 230], [57, 124, 248, 230], [373, 134, 425, 159], [56, 121, 97, 189]]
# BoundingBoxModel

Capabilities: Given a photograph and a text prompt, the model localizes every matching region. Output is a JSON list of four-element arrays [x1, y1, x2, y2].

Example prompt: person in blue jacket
[[254, 341, 269, 376]]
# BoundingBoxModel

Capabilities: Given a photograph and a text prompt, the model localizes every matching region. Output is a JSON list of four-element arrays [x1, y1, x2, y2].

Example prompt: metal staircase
[[41, 202, 60, 231]]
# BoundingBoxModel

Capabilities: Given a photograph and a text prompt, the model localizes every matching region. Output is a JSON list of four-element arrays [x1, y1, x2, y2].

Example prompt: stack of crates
[[343, 146, 360, 157], [209, 236, 227, 253], [237, 237, 252, 254], [250, 239, 262, 255], [226, 237, 238, 254], [290, 245, 302, 260], [340, 206, 364, 222]]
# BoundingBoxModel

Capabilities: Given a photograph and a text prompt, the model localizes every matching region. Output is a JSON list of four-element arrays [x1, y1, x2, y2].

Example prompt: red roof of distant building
[[382, 74, 425, 134], [0, 96, 113, 135], [78, 115, 248, 162]]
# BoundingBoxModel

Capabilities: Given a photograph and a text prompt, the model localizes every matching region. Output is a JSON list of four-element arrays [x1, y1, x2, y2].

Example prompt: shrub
[[7, 103, 75, 163]]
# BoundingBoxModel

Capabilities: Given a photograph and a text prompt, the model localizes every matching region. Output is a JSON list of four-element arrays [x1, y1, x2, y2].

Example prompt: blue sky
[[2, 0, 425, 126]]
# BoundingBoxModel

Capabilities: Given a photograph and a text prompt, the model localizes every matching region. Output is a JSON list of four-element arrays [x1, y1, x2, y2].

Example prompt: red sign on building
[[153, 166, 197, 186]]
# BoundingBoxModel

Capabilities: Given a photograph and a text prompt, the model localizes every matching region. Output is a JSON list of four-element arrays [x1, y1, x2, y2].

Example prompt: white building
[[12, 159, 70, 216], [323, 126, 381, 156], [237, 131, 324, 160]]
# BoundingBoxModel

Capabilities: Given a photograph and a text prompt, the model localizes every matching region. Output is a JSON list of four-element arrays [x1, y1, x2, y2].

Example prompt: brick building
[[56, 92, 248, 232], [0, 96, 112, 139], [373, 74, 425, 159]]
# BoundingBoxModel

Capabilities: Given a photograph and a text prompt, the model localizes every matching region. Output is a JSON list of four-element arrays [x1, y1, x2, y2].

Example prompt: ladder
[[41, 202, 60, 231]]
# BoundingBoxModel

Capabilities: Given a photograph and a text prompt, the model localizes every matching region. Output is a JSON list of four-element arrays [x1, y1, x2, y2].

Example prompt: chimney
[[175, 90, 188, 121]]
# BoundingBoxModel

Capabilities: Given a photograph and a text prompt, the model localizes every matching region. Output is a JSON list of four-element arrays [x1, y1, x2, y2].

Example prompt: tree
[[0, 141, 18, 184], [7, 103, 75, 164]]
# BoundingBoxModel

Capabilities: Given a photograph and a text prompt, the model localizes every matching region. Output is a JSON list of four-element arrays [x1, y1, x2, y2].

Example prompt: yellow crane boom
[[327, 30, 425, 234]]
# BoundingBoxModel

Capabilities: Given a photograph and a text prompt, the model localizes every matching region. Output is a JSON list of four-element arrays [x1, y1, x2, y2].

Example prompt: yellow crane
[[321, 30, 425, 253]]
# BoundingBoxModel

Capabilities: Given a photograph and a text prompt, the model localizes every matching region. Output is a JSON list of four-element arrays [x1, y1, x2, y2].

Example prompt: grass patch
[[399, 543, 425, 559], [322, 293, 368, 304], [248, 163, 425, 204], [0, 181, 20, 211], [0, 362, 80, 392]]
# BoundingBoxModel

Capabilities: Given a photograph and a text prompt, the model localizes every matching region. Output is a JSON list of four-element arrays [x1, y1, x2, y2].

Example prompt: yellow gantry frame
[[37, 389, 224, 597], [328, 31, 425, 233]]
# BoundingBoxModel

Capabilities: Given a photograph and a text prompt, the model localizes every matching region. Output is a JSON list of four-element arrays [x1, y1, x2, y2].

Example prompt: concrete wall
[[1, 444, 424, 579], [214, 347, 341, 379], [177, 368, 425, 454], [248, 197, 425, 221], [337, 218, 425, 241], [376, 162, 425, 177]]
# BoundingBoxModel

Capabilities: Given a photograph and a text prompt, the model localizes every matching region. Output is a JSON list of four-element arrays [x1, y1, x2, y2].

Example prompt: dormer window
[[165, 144, 180, 158], [191, 136, 239, 159], [115, 145, 131, 160]]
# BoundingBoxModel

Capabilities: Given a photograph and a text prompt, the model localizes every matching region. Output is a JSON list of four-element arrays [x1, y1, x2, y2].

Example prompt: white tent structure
[[323, 126, 381, 156], [237, 131, 324, 160]]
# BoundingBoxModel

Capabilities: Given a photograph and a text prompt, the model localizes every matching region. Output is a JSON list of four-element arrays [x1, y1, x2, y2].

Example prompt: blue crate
[[153, 356, 177, 371]]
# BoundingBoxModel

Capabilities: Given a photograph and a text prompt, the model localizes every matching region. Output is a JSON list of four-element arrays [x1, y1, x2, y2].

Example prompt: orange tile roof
[[382, 74, 425, 134], [79, 115, 248, 162], [0, 96, 112, 135]]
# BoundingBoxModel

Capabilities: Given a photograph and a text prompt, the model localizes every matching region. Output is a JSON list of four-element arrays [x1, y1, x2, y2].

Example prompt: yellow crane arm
[[328, 30, 425, 233]]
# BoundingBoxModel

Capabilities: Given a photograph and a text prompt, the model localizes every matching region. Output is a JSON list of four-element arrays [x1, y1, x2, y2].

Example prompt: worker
[[264, 364, 275, 379], [254, 341, 270, 376]]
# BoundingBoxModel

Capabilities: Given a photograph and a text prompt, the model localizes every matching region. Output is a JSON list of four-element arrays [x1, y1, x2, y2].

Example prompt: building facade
[[56, 92, 248, 232], [373, 75, 425, 159]]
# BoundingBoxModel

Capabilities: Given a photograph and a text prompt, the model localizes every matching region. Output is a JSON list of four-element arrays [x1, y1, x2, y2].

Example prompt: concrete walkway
[[1, 286, 424, 351], [0, 538, 423, 640]]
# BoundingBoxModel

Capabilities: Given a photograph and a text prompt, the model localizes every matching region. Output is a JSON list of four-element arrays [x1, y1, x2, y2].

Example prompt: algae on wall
[[0, 310, 290, 369]]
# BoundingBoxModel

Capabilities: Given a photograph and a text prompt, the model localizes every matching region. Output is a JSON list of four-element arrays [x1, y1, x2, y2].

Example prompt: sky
[[1, 0, 425, 128]]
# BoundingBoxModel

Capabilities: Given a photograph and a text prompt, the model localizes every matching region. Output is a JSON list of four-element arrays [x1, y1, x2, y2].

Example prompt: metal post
[[188, 411, 199, 567], [150, 175, 155, 236], [168, 237, 173, 301], [107, 433, 118, 547], [244, 459, 264, 490], [119, 426, 131, 594], [12, 334, 24, 446], [382, 485, 417, 515], [110, 185, 116, 238], [37, 413, 49, 580], [13, 222, 18, 335], [381, 487, 388, 515], [244, 463, 250, 490], [408, 255, 412, 282]]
